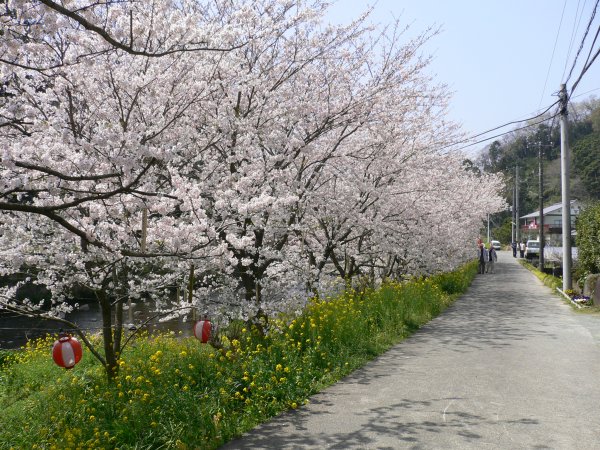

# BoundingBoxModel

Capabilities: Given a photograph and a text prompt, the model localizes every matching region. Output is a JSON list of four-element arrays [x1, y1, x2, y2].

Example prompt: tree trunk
[[98, 290, 118, 380], [241, 271, 267, 334], [113, 297, 123, 362]]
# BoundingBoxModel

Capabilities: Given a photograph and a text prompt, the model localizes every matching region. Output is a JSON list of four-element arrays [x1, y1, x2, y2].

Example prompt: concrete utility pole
[[538, 142, 545, 268], [512, 183, 516, 243], [559, 84, 572, 290], [515, 166, 520, 243]]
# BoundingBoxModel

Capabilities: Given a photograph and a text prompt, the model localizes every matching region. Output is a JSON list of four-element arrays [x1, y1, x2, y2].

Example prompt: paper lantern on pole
[[193, 318, 212, 343], [52, 333, 83, 369]]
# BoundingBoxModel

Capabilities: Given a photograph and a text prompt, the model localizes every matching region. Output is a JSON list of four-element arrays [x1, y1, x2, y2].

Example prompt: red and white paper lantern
[[193, 319, 212, 343], [52, 333, 83, 369]]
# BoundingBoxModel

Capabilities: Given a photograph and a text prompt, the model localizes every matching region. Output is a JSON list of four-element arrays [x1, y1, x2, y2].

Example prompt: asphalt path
[[222, 252, 600, 449]]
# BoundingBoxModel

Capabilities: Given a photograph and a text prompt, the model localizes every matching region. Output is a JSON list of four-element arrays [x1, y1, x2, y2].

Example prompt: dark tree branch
[[15, 161, 121, 181], [37, 0, 246, 57]]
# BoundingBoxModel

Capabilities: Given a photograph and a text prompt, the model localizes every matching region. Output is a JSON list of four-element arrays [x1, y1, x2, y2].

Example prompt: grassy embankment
[[0, 261, 477, 449]]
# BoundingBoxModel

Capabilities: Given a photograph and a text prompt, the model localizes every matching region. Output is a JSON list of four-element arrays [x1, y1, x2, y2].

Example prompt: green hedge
[[576, 202, 600, 275]]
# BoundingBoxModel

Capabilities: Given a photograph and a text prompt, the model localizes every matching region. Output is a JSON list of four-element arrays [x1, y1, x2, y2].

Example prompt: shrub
[[576, 202, 600, 274]]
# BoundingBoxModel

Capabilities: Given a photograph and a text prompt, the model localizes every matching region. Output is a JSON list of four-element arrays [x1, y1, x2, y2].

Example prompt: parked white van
[[525, 240, 540, 259]]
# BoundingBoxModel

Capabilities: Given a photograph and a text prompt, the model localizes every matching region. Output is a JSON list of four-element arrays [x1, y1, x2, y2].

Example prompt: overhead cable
[[569, 33, 600, 96], [564, 0, 598, 84], [562, 0, 586, 81], [449, 111, 561, 154], [540, 0, 569, 108], [437, 100, 560, 153]]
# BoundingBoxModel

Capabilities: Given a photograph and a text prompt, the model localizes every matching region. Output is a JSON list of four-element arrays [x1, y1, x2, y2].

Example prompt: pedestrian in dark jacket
[[478, 244, 487, 274], [487, 245, 498, 273]]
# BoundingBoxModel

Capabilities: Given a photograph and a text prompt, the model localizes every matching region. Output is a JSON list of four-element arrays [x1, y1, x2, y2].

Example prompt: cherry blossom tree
[[0, 0, 245, 375], [184, 13, 505, 323], [1, 0, 506, 377]]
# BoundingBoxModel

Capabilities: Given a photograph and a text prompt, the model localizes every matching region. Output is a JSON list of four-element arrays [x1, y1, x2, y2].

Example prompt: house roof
[[520, 200, 580, 220]]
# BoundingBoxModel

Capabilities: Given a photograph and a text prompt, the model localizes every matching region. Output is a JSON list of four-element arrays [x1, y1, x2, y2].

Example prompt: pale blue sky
[[326, 1, 600, 152]]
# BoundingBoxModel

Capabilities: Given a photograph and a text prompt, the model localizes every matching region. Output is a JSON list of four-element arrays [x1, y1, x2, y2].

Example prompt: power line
[[569, 30, 600, 96], [540, 0, 569, 109], [581, 19, 600, 69], [437, 100, 560, 153], [571, 85, 600, 98], [562, 0, 586, 81], [450, 111, 561, 154], [565, 0, 599, 84]]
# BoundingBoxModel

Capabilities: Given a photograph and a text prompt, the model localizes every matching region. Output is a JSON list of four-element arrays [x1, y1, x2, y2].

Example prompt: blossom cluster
[[0, 1, 505, 333]]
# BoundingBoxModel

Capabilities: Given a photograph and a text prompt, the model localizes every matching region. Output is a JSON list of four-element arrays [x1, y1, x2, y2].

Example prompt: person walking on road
[[511, 241, 517, 258], [478, 244, 488, 274], [519, 241, 526, 258], [487, 244, 498, 273]]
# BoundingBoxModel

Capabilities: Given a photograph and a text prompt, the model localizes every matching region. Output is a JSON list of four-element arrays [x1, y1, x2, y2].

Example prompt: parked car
[[525, 240, 540, 259], [491, 240, 501, 250]]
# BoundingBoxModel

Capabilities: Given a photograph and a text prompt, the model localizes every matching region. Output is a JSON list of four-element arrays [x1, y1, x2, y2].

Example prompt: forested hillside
[[475, 97, 600, 243]]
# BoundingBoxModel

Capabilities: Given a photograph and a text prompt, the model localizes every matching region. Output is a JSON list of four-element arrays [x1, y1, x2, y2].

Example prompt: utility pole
[[512, 182, 516, 243], [487, 213, 490, 243], [538, 142, 545, 268], [559, 84, 572, 290], [515, 166, 520, 244]]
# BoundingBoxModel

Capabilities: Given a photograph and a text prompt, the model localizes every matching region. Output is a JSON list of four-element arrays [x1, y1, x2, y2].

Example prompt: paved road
[[222, 252, 600, 449]]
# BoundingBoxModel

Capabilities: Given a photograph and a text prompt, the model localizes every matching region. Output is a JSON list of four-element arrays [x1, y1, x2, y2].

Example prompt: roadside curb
[[556, 287, 591, 309]]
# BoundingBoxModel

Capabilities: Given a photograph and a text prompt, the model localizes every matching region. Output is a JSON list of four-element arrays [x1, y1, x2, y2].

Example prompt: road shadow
[[219, 256, 565, 449], [222, 394, 541, 449]]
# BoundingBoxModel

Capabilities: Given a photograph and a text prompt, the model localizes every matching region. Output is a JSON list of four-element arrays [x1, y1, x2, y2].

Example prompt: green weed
[[0, 262, 477, 449]]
